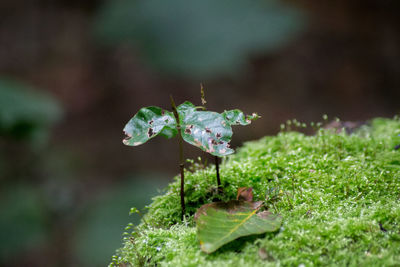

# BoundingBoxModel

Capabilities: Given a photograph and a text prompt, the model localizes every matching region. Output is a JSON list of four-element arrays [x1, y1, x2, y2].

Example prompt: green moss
[[111, 117, 400, 266]]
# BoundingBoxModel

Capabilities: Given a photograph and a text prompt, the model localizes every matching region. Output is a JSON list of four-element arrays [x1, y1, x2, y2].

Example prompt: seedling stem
[[201, 84, 222, 193], [170, 95, 186, 220]]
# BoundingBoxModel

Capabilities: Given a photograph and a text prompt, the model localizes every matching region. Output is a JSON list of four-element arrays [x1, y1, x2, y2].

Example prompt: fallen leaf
[[195, 189, 282, 253]]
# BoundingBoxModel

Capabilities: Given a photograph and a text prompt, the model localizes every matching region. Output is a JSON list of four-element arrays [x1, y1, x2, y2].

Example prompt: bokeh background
[[1, 0, 399, 266]]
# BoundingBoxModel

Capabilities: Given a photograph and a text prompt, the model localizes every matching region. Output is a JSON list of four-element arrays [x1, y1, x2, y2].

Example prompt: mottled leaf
[[222, 109, 259, 126], [123, 106, 177, 146], [122, 102, 259, 157], [195, 199, 282, 253], [179, 108, 234, 157]]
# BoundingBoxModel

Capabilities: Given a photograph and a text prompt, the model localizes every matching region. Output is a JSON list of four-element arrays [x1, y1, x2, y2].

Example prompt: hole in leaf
[[194, 138, 202, 147], [123, 130, 132, 137], [148, 128, 154, 137], [207, 138, 215, 153], [185, 125, 194, 134], [123, 137, 131, 144]]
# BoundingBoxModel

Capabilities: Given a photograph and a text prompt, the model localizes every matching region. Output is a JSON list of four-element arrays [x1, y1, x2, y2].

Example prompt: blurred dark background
[[0, 0, 399, 266]]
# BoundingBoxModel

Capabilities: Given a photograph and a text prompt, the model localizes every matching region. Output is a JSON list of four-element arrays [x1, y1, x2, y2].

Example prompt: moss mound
[[111, 118, 400, 266]]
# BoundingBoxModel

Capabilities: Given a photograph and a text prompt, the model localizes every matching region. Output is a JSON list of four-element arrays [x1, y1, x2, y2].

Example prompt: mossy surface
[[111, 118, 400, 267]]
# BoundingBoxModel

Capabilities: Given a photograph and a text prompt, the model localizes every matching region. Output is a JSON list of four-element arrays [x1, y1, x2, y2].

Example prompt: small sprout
[[200, 83, 207, 106], [129, 207, 139, 216], [122, 93, 259, 220]]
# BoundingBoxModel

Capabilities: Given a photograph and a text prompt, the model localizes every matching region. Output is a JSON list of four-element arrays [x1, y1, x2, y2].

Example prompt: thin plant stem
[[201, 84, 222, 194], [170, 95, 185, 220], [215, 156, 222, 193]]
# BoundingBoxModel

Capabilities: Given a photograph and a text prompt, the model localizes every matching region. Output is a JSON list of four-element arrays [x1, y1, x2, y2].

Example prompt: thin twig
[[170, 95, 185, 220]]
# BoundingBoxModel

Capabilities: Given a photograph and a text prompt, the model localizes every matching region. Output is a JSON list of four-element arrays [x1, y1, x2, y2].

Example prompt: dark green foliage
[[0, 185, 47, 262], [0, 78, 62, 142], [94, 0, 305, 78], [112, 117, 400, 266]]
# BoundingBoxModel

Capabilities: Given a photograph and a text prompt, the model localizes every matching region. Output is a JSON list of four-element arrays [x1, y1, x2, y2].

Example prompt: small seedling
[[122, 95, 258, 220]]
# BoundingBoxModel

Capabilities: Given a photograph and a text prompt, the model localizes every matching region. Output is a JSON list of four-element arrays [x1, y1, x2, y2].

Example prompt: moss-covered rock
[[111, 118, 400, 266]]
